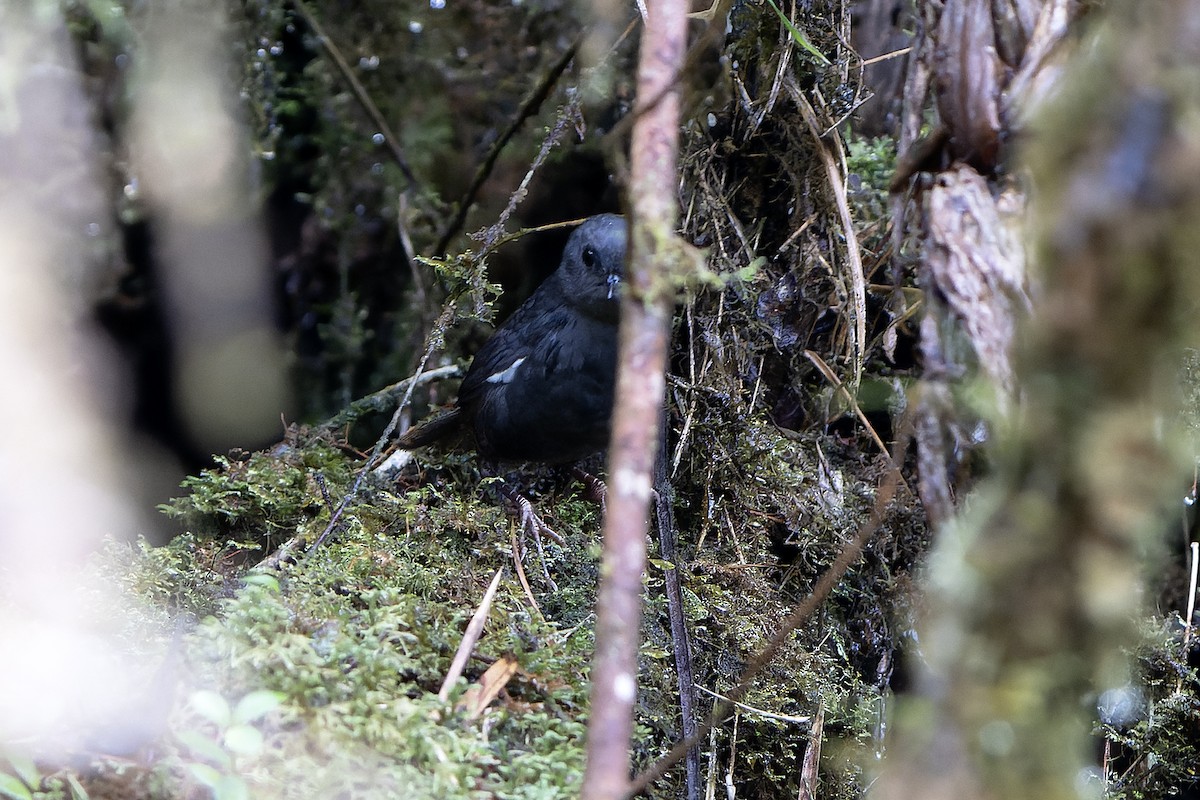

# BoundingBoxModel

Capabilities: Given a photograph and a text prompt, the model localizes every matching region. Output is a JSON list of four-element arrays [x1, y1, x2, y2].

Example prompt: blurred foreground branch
[[883, 1, 1200, 797]]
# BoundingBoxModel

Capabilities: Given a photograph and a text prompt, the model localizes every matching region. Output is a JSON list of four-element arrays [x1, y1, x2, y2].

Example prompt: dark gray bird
[[398, 213, 627, 463]]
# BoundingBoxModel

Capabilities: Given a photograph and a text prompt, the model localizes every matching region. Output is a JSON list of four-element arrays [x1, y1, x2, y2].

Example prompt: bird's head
[[558, 213, 627, 317]]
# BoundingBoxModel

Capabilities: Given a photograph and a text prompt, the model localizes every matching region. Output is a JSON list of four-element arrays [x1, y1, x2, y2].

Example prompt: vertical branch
[[581, 0, 689, 796]]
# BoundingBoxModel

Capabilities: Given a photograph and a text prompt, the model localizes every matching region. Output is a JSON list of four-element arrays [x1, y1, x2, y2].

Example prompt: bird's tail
[[395, 407, 464, 449]]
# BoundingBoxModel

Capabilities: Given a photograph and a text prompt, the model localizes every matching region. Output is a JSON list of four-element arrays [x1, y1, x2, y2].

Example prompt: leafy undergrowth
[[0, 415, 913, 799], [1098, 618, 1200, 800]]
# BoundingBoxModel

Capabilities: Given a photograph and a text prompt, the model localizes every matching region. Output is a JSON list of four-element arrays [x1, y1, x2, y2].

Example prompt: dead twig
[[510, 528, 546, 624], [787, 77, 867, 388], [654, 424, 699, 800], [292, 0, 419, 188], [798, 703, 825, 800], [693, 685, 810, 726], [628, 424, 909, 796], [434, 39, 580, 256], [438, 568, 505, 702], [307, 303, 457, 553], [1178, 541, 1199, 694], [315, 364, 462, 433], [803, 349, 911, 493]]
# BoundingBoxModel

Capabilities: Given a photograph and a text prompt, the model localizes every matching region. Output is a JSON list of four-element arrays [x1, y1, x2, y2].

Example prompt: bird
[[398, 213, 627, 466]]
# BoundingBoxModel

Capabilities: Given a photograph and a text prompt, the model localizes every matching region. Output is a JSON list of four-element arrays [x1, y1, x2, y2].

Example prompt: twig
[[654, 422, 700, 800], [1178, 541, 1199, 694], [786, 77, 867, 388], [861, 46, 913, 66], [396, 193, 429, 319], [797, 703, 824, 800], [315, 364, 461, 432], [599, 9, 733, 156], [511, 528, 546, 623], [581, 0, 688, 794], [693, 685, 810, 726], [628, 425, 909, 796], [308, 303, 457, 552], [725, 712, 739, 797], [292, 0, 419, 188], [438, 568, 504, 702], [475, 90, 585, 253], [803, 349, 911, 493], [434, 39, 580, 256]]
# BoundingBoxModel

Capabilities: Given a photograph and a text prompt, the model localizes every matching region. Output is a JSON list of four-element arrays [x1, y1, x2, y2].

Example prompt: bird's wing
[[457, 283, 565, 407]]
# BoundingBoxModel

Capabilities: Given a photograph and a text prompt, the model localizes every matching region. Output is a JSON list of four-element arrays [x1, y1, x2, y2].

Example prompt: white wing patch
[[486, 356, 526, 385]]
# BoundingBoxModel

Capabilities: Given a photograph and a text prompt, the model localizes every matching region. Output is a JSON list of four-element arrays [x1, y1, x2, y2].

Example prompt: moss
[[158, 434, 357, 546], [100, 437, 604, 799], [1099, 621, 1200, 799], [78, 393, 911, 798]]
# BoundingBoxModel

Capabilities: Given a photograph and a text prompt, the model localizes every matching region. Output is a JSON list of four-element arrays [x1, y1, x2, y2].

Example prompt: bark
[[900, 0, 1068, 523], [884, 1, 1200, 797], [580, 0, 688, 796]]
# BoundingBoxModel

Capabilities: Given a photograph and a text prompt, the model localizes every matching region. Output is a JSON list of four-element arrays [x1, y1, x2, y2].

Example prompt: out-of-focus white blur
[[0, 2, 287, 756]]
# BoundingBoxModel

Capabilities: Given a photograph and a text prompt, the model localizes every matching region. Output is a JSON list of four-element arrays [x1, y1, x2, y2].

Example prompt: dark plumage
[[399, 213, 627, 463]]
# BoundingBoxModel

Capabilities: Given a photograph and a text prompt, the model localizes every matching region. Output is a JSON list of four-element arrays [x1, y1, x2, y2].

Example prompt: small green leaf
[[763, 0, 830, 64], [176, 731, 233, 769], [190, 690, 232, 728], [2, 755, 38, 790], [66, 773, 90, 800], [187, 763, 222, 791], [0, 774, 33, 800], [240, 573, 280, 592], [223, 725, 264, 758], [232, 690, 284, 724], [735, 257, 765, 283]]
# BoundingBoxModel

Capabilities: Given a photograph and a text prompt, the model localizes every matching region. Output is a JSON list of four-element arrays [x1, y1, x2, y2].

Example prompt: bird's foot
[[498, 484, 562, 591], [516, 494, 560, 592], [513, 492, 564, 544], [569, 466, 608, 515]]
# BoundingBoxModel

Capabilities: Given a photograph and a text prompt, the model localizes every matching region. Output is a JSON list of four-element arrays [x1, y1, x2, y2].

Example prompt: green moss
[[98, 439, 598, 798], [158, 435, 356, 545], [1099, 621, 1200, 799]]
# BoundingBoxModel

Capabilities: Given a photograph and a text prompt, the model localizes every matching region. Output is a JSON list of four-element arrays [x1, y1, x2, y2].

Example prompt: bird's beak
[[607, 273, 621, 300]]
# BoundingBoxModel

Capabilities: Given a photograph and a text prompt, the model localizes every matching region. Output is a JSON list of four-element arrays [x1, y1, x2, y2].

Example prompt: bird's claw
[[513, 492, 564, 547], [497, 484, 561, 591], [570, 466, 608, 516]]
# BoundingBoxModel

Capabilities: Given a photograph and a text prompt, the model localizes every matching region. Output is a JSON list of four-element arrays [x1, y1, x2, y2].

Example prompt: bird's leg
[[569, 466, 608, 515], [496, 482, 562, 591], [500, 486, 565, 547], [569, 466, 662, 512], [524, 499, 559, 593]]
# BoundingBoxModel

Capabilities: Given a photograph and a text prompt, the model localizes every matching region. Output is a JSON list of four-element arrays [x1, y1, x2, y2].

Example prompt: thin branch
[[786, 77, 867, 387], [628, 427, 908, 796], [315, 364, 461, 432], [693, 685, 811, 726], [1178, 541, 1199, 694], [654, 425, 699, 799], [293, 0, 419, 188], [803, 349, 911, 494], [581, 0, 689, 795], [438, 568, 504, 702], [307, 303, 457, 552], [862, 46, 914, 66], [433, 39, 580, 256]]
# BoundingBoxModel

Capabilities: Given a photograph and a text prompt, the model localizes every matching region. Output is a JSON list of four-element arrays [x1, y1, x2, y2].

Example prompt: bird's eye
[[581, 246, 597, 268]]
